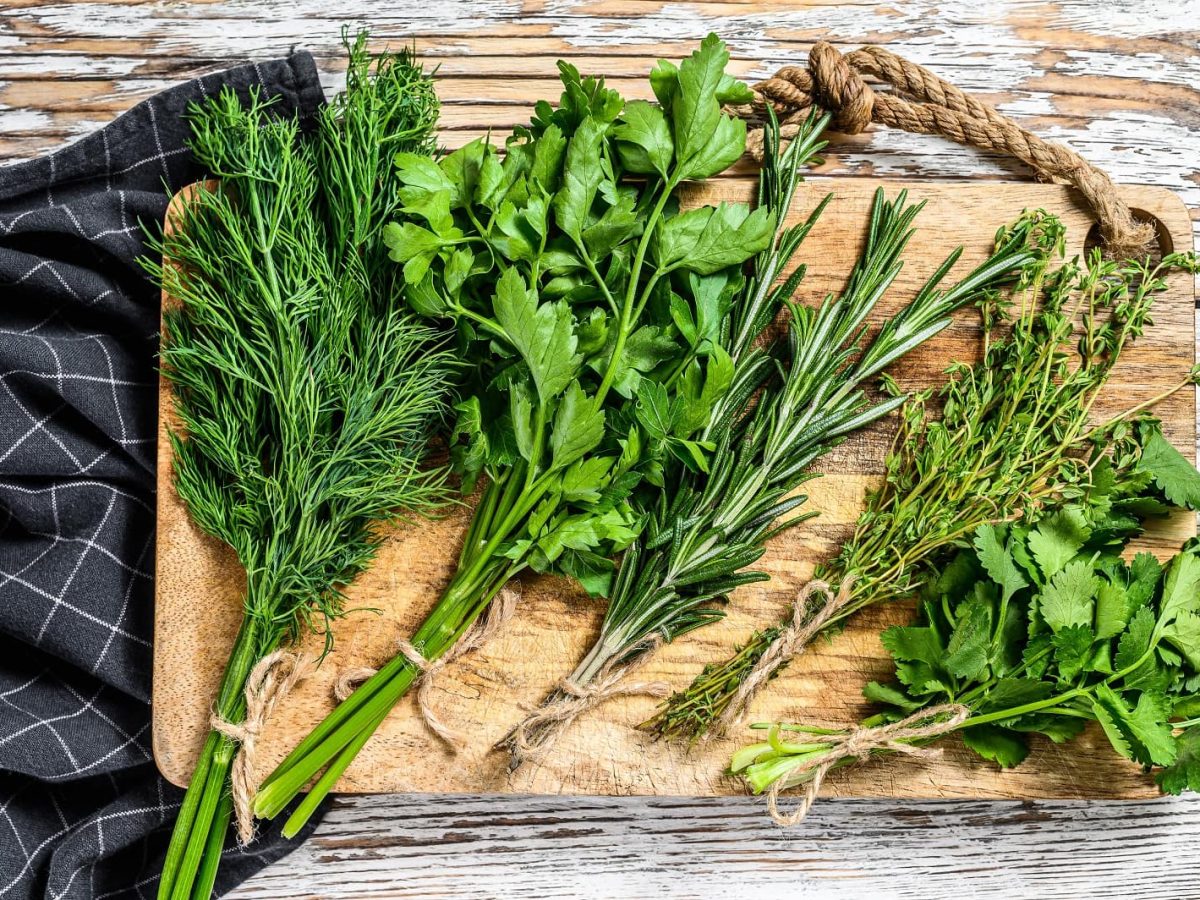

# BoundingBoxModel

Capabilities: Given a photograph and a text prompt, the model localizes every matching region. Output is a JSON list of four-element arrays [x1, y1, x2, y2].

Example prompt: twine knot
[[503, 636, 670, 773], [764, 702, 971, 826], [333, 586, 520, 752], [209, 649, 312, 845], [743, 41, 1155, 258], [714, 577, 856, 734]]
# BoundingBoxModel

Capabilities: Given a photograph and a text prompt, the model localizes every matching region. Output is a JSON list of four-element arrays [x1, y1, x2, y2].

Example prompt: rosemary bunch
[[502, 125, 1045, 765], [146, 34, 451, 900], [649, 224, 1200, 741]]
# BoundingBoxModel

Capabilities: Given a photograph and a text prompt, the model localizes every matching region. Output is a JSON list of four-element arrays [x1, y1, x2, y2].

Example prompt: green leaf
[[558, 547, 614, 597], [510, 380, 536, 462], [961, 725, 1029, 768], [530, 124, 568, 193], [1039, 559, 1099, 633], [581, 192, 640, 258], [677, 114, 746, 181], [672, 33, 726, 169], [1051, 624, 1094, 682], [978, 677, 1053, 713], [1094, 578, 1131, 641], [1164, 609, 1200, 670], [1027, 506, 1090, 578], [440, 138, 488, 210], [550, 383, 605, 470], [383, 221, 461, 285], [1092, 692, 1134, 760], [492, 267, 581, 403], [1115, 605, 1156, 673], [614, 99, 673, 178], [649, 59, 679, 109], [561, 456, 614, 502], [1126, 691, 1178, 766], [655, 203, 774, 275], [635, 380, 676, 442], [553, 117, 606, 242], [973, 524, 1027, 604], [1138, 426, 1200, 508], [1158, 550, 1200, 632], [862, 681, 922, 712], [1157, 728, 1200, 795], [945, 591, 993, 681]]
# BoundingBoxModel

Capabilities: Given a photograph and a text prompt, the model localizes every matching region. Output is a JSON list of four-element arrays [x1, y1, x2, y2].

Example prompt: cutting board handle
[[740, 41, 1154, 260]]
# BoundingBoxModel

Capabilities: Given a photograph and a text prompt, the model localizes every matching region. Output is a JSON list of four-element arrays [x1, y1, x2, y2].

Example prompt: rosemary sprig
[[145, 33, 450, 900], [648, 223, 1200, 742]]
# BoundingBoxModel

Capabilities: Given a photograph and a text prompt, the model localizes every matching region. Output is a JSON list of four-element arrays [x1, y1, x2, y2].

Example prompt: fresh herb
[[145, 34, 450, 900], [502, 116, 1045, 766], [650, 230, 1200, 741], [253, 34, 781, 837], [732, 472, 1200, 812]]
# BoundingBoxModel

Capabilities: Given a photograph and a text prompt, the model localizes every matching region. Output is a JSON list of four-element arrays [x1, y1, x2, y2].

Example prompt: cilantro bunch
[[652, 232, 1200, 741], [733, 459, 1200, 801], [254, 34, 783, 836]]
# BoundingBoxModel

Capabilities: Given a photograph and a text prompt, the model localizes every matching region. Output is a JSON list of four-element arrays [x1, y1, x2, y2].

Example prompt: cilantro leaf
[[1115, 605, 1156, 673], [672, 33, 725, 170], [1051, 624, 1094, 683], [1157, 549, 1200, 632], [974, 524, 1027, 604], [1158, 727, 1200, 795], [1039, 559, 1099, 633], [945, 590, 993, 681], [961, 725, 1029, 768], [1137, 426, 1200, 508], [1027, 506, 1090, 578]]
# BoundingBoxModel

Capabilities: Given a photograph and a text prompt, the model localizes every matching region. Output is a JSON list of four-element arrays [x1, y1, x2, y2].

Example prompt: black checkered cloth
[[0, 54, 328, 899]]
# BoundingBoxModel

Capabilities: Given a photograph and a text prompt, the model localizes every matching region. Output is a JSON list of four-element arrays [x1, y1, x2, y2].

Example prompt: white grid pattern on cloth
[[0, 52, 327, 900]]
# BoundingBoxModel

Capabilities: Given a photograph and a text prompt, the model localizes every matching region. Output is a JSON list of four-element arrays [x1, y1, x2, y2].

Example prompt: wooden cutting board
[[152, 178, 1196, 801]]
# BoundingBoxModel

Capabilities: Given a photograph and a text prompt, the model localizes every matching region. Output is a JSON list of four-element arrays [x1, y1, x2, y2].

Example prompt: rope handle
[[741, 41, 1154, 259]]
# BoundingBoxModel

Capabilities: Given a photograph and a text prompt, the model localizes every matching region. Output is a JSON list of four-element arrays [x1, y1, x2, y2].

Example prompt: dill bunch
[[648, 226, 1200, 742], [145, 32, 451, 900]]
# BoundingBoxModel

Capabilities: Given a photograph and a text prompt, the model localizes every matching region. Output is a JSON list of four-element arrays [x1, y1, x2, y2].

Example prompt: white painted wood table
[[6, 2, 1200, 897]]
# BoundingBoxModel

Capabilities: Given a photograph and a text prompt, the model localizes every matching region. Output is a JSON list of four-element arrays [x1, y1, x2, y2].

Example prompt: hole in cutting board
[[1084, 208, 1172, 265]]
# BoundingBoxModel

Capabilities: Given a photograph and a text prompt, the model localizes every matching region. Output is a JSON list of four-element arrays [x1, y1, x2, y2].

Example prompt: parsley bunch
[[254, 34, 783, 836], [652, 228, 1200, 741], [733, 462, 1200, 802], [503, 119, 1045, 766], [147, 33, 450, 900]]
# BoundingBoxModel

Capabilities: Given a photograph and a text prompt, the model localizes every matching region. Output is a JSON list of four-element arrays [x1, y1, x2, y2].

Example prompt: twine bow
[[209, 650, 312, 845], [715, 578, 854, 734], [334, 586, 521, 751], [740, 41, 1154, 259], [764, 703, 971, 826], [504, 637, 670, 772]]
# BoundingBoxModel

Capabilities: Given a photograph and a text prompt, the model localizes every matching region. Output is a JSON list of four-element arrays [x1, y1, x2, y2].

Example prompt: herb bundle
[[252, 34, 784, 836], [733, 465, 1200, 821], [502, 130, 1044, 768], [650, 230, 1200, 741], [146, 35, 451, 900]]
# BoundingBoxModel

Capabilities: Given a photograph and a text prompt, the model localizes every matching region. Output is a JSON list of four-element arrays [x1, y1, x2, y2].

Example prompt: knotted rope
[[504, 636, 670, 772], [715, 578, 855, 735], [739, 41, 1153, 259], [209, 650, 312, 845], [763, 703, 971, 825], [333, 586, 521, 751]]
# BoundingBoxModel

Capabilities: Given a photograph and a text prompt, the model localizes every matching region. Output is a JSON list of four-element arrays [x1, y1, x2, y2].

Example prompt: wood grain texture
[[6, 3, 1200, 896], [153, 179, 1196, 802]]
